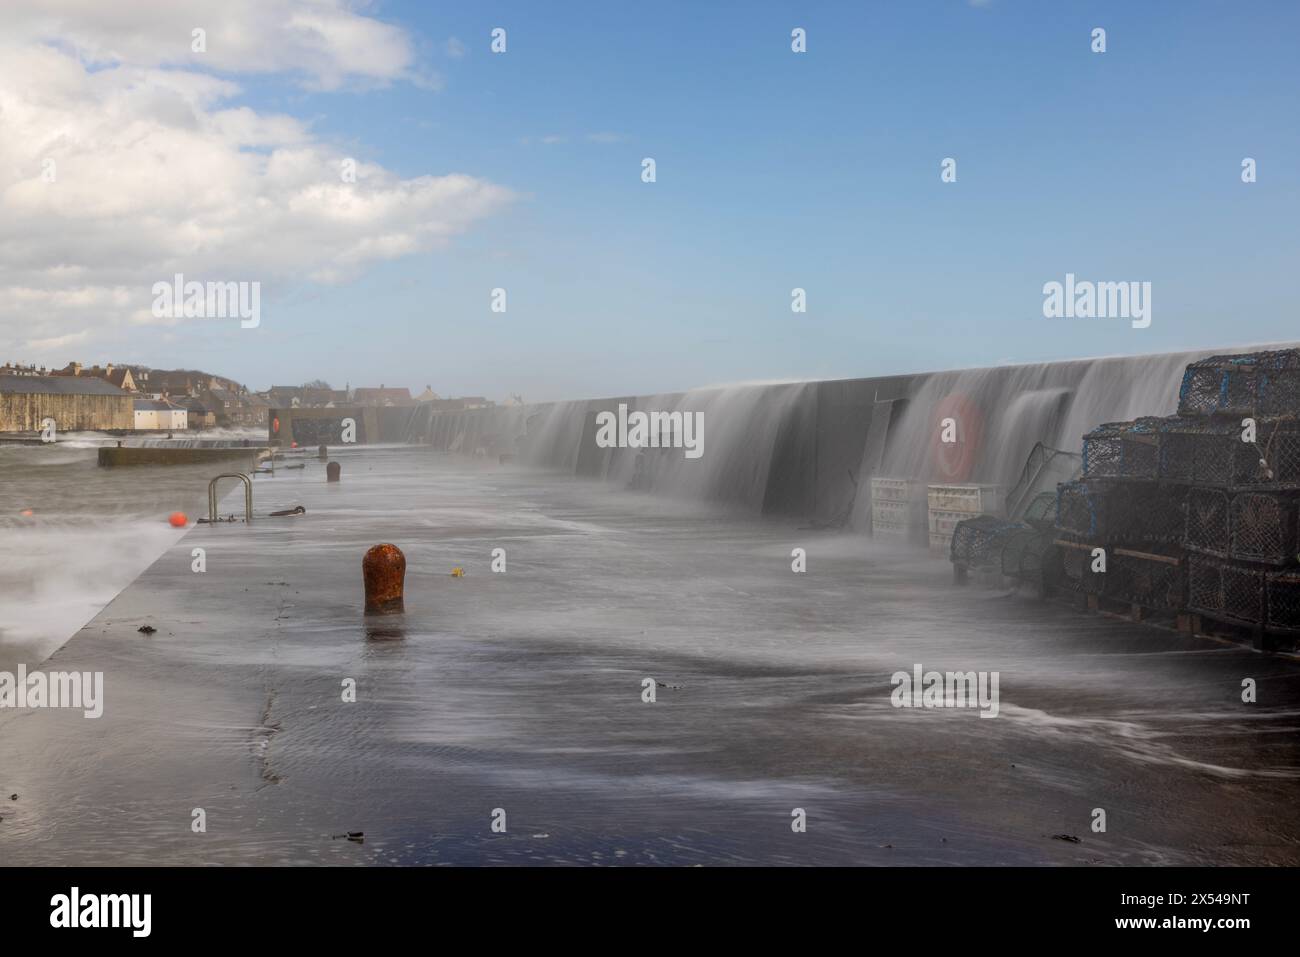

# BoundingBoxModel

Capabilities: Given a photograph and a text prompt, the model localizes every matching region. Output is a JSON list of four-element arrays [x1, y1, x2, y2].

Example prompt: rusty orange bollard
[[318, 444, 328, 461], [326, 461, 341, 482], [363, 544, 405, 615]]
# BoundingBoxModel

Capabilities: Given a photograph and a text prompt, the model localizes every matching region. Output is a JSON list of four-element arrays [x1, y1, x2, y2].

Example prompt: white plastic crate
[[874, 520, 913, 540], [870, 477, 927, 542], [872, 500, 918, 525], [871, 477, 917, 504], [927, 484, 1003, 515], [928, 507, 977, 539]]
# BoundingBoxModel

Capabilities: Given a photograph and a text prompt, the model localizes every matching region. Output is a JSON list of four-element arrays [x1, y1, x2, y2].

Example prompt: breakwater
[[409, 345, 1300, 526]]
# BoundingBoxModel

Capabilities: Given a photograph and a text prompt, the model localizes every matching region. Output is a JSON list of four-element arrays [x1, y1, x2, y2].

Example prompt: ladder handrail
[[208, 472, 253, 523]]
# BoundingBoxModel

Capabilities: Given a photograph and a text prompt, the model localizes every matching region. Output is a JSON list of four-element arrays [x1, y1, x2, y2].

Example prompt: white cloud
[[445, 36, 467, 59], [0, 2, 513, 358], [5, 0, 427, 90]]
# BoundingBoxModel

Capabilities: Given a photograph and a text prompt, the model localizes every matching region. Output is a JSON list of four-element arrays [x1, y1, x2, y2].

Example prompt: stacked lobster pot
[[1174, 351, 1300, 640], [1052, 349, 1300, 646], [1053, 415, 1191, 614]]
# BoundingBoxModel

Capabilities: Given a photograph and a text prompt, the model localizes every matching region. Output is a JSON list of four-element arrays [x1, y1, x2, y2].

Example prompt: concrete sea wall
[[415, 345, 1300, 527]]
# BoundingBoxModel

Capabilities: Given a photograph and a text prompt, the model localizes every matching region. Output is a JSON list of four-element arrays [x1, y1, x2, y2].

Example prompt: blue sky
[[7, 0, 1298, 401]]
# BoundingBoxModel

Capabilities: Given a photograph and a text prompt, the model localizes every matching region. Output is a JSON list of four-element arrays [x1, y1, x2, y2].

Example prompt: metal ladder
[[208, 473, 253, 523]]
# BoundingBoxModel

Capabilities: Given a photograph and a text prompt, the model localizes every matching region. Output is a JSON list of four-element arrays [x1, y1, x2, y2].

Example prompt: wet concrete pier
[[2, 445, 1299, 865]]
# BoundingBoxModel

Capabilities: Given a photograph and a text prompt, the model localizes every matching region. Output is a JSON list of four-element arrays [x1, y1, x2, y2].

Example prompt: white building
[[133, 398, 188, 431]]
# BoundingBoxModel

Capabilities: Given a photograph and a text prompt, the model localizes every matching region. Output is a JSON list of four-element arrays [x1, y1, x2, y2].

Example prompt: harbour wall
[[409, 345, 1300, 527]]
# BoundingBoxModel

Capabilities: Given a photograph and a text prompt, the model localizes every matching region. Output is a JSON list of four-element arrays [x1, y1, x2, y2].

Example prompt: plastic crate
[[870, 477, 918, 503], [871, 478, 927, 542], [872, 499, 918, 526], [927, 484, 1003, 515], [929, 507, 982, 542]]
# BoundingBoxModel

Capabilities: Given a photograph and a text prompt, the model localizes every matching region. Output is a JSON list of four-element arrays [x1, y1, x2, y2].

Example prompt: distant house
[[1, 374, 134, 432], [267, 385, 346, 408], [177, 396, 216, 429], [354, 386, 413, 407], [133, 398, 187, 431], [423, 396, 494, 412], [415, 386, 440, 402], [245, 394, 270, 426], [52, 362, 137, 392], [148, 369, 232, 397], [203, 387, 239, 425], [0, 363, 51, 377]]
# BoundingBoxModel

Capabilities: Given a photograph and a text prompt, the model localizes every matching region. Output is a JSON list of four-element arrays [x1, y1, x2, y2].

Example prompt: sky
[[1, 0, 1297, 401]]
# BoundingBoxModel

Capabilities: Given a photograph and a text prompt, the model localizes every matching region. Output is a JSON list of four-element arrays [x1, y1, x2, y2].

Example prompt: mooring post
[[363, 544, 405, 615], [327, 461, 341, 482]]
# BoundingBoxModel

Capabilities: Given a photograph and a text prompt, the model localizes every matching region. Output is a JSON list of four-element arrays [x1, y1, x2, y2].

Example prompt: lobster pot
[[1057, 480, 1186, 544], [1158, 421, 1239, 486], [1107, 548, 1186, 611], [870, 478, 926, 542], [1188, 556, 1266, 625], [1230, 492, 1300, 565], [1110, 483, 1188, 544], [950, 515, 1024, 567], [1021, 490, 1058, 529], [1055, 481, 1104, 538], [999, 528, 1055, 585], [1082, 419, 1162, 481], [1183, 487, 1231, 557], [1266, 571, 1300, 633], [1059, 541, 1105, 595], [1178, 349, 1300, 418], [1233, 419, 1300, 490]]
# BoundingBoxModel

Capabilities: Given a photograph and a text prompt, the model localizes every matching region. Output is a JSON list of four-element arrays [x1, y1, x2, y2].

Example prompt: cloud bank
[[0, 1, 512, 358]]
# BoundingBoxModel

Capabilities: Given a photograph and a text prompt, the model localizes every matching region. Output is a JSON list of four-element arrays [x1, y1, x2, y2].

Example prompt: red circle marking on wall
[[931, 394, 982, 483]]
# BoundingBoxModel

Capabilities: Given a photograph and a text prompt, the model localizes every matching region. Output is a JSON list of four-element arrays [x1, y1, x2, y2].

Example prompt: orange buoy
[[20, 509, 33, 517], [168, 512, 187, 527], [291, 440, 298, 448]]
